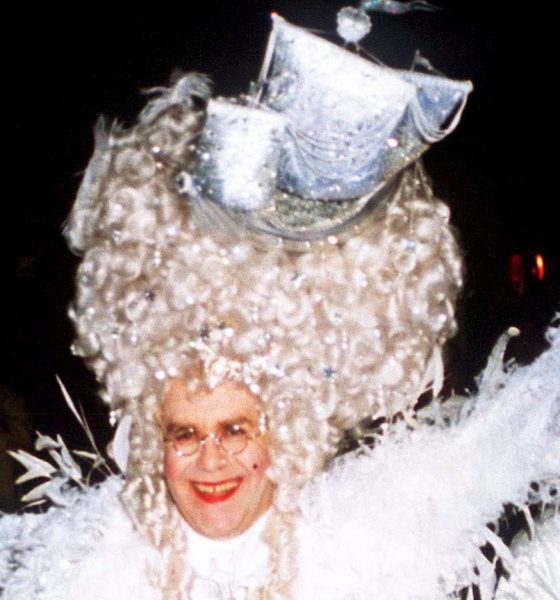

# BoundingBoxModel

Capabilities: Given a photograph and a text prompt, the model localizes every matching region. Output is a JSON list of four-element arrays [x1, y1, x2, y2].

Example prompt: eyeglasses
[[166, 420, 266, 457]]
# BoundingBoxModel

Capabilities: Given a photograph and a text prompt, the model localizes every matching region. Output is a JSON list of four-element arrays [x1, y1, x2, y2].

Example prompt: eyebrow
[[163, 416, 255, 435]]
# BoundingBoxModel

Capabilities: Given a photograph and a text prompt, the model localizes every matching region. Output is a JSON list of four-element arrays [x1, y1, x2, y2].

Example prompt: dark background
[[2, 1, 559, 465]]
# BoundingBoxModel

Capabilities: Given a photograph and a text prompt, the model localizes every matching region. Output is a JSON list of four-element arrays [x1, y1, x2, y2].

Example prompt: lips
[[191, 478, 242, 503]]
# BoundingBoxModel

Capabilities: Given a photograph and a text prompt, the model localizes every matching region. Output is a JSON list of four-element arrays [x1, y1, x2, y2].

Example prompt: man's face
[[161, 379, 273, 539]]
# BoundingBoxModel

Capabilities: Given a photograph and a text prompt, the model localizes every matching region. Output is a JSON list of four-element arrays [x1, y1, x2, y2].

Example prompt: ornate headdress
[[66, 4, 469, 425]]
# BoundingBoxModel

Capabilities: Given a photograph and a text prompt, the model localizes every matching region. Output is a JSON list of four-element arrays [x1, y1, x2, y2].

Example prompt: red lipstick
[[191, 478, 242, 504]]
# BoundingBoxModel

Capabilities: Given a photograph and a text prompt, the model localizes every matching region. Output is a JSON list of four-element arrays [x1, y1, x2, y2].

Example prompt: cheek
[[251, 460, 267, 476], [163, 451, 183, 483], [245, 444, 270, 479]]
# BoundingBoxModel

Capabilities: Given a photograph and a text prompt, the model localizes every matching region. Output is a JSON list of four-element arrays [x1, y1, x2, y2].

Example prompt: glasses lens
[[221, 424, 250, 455], [173, 429, 199, 457]]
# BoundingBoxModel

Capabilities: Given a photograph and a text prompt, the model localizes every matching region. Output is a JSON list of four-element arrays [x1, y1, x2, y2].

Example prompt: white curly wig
[[64, 74, 463, 599]]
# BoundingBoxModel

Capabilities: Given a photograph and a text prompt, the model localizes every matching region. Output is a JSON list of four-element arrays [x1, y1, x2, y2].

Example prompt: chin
[[201, 521, 245, 540], [188, 507, 249, 540]]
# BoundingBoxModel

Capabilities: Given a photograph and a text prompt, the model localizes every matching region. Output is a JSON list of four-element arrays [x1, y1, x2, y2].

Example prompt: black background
[[3, 1, 559, 448]]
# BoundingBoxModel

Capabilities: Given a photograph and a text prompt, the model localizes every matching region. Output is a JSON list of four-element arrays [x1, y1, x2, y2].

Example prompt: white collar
[[184, 512, 270, 600]]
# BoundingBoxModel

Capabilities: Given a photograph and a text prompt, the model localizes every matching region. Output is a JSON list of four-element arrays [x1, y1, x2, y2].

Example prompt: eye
[[174, 426, 198, 442], [223, 422, 247, 438]]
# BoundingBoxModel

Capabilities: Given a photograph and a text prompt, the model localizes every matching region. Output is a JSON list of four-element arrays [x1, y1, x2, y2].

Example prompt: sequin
[[176, 171, 193, 195], [323, 366, 336, 378], [404, 239, 416, 251]]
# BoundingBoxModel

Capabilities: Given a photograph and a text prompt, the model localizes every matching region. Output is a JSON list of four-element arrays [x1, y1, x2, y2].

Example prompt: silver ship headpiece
[[190, 14, 472, 246]]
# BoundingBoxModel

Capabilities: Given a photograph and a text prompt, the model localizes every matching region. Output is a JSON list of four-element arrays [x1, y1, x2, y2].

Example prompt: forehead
[[160, 379, 261, 428]]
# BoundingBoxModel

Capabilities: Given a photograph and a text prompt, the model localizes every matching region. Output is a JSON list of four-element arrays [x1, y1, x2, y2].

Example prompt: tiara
[[183, 8, 472, 246]]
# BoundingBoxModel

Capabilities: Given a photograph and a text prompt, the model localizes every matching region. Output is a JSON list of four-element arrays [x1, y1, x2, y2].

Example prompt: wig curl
[[65, 75, 463, 599]]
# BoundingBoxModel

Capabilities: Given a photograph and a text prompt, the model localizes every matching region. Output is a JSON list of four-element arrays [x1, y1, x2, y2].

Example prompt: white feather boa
[[295, 327, 560, 599], [1, 329, 559, 599]]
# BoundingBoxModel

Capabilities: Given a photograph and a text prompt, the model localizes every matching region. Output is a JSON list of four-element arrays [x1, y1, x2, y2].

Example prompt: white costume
[[2, 328, 559, 599]]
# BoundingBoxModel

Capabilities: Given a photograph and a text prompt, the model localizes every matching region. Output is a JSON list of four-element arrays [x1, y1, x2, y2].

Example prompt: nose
[[196, 434, 228, 471]]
